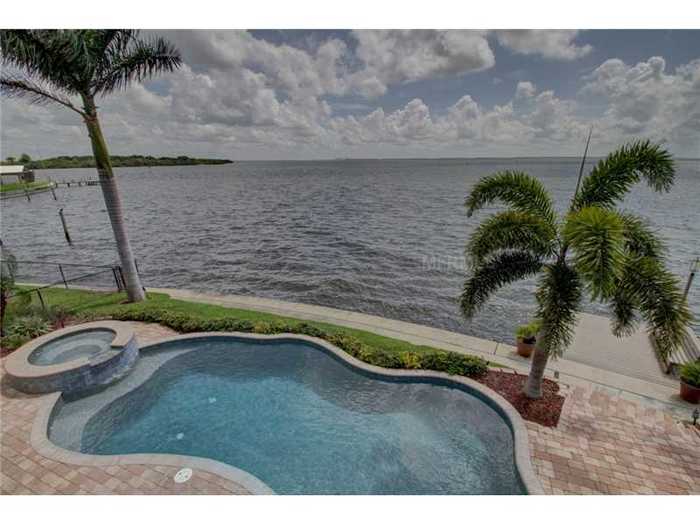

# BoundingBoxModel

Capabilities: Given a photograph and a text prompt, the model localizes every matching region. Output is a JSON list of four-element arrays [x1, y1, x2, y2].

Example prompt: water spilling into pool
[[48, 336, 524, 494], [29, 329, 115, 366]]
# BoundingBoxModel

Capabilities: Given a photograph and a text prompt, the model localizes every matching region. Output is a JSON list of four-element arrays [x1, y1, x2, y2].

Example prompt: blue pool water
[[49, 337, 524, 494], [29, 329, 116, 366]]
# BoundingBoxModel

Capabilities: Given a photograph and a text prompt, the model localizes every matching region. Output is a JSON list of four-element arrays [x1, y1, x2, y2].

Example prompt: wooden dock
[[53, 179, 99, 187], [1, 178, 100, 201]]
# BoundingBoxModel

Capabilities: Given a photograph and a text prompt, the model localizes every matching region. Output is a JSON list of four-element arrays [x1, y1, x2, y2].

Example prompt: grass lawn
[[0, 180, 52, 193], [6, 286, 506, 366]]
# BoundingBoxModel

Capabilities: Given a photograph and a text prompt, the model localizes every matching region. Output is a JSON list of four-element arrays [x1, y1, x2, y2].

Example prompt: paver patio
[[0, 322, 250, 495], [1, 321, 699, 495]]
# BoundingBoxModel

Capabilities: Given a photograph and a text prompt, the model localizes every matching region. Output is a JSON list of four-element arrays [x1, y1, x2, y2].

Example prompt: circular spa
[[42, 332, 541, 495], [4, 321, 139, 395]]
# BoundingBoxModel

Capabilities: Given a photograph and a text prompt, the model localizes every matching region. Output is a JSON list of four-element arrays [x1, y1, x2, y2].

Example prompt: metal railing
[[0, 258, 145, 306]]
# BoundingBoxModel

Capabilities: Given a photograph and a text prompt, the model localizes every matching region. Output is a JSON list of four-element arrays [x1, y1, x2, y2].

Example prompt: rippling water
[[2, 158, 698, 342]]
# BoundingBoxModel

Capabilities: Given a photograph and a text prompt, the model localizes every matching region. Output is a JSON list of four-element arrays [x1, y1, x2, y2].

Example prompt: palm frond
[[0, 76, 83, 115], [460, 251, 543, 318], [93, 35, 181, 95], [96, 30, 136, 56], [618, 212, 665, 260], [563, 206, 626, 301], [467, 210, 557, 267], [90, 30, 138, 78], [0, 30, 85, 93], [535, 261, 582, 357], [572, 140, 675, 211], [609, 260, 641, 337], [615, 256, 692, 358], [465, 170, 557, 226], [608, 213, 667, 336]]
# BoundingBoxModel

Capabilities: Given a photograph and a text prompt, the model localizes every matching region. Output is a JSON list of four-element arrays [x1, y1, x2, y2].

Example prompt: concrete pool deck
[[150, 287, 693, 417]]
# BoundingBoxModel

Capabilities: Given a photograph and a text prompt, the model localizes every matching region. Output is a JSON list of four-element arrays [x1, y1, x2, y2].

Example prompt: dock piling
[[682, 258, 698, 301], [58, 208, 72, 245]]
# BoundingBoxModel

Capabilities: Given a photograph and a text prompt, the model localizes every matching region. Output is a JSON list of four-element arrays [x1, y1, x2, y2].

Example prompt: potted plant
[[679, 361, 700, 404], [515, 320, 541, 358]]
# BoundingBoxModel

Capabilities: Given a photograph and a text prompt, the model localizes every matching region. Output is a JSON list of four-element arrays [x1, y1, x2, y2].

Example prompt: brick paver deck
[[2, 321, 699, 495], [527, 386, 700, 494], [0, 322, 250, 495]]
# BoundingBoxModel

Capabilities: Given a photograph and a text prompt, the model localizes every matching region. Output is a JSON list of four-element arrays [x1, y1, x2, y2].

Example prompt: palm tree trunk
[[82, 95, 145, 302], [524, 342, 550, 398]]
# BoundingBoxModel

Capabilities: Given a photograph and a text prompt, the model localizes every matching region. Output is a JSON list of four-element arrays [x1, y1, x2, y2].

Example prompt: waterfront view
[[1, 19, 699, 512], [4, 157, 698, 341]]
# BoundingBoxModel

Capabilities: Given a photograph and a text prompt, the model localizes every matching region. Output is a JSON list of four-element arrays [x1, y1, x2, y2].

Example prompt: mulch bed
[[476, 370, 565, 427]]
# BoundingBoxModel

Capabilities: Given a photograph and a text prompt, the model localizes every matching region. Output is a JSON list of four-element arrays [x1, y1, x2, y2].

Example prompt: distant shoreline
[[1, 155, 233, 170]]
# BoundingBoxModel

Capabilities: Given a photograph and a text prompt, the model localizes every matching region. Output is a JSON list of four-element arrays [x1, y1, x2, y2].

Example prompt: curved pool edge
[[31, 391, 275, 495], [34, 330, 544, 495], [3, 321, 137, 394]]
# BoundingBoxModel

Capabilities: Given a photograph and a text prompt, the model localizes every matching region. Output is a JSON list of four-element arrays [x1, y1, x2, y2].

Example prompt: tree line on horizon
[[2, 154, 232, 170]]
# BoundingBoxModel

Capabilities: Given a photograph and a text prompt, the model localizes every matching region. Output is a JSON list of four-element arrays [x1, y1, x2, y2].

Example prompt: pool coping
[[31, 327, 544, 495]]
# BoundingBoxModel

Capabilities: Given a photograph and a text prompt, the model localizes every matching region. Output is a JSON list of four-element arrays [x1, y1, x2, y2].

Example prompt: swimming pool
[[47, 334, 531, 494]]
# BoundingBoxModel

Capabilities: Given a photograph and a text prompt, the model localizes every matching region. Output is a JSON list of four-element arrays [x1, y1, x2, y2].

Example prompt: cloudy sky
[[2, 29, 699, 160]]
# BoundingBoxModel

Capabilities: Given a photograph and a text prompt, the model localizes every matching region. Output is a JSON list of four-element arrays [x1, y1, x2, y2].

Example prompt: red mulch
[[476, 370, 565, 427]]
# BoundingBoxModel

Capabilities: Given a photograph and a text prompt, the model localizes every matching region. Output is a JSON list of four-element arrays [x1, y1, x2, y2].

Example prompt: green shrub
[[46, 304, 71, 327], [231, 319, 254, 332], [292, 322, 327, 338], [272, 321, 297, 333], [422, 351, 488, 377], [11, 292, 33, 316], [399, 351, 422, 369], [327, 333, 364, 357], [253, 321, 276, 334], [516, 320, 541, 341], [8, 316, 51, 339], [102, 309, 489, 379], [0, 333, 31, 351], [680, 361, 700, 388], [358, 348, 402, 368]]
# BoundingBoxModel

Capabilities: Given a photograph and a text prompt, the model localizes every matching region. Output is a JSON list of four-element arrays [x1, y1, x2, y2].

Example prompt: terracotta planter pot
[[680, 380, 700, 404], [516, 337, 535, 358]]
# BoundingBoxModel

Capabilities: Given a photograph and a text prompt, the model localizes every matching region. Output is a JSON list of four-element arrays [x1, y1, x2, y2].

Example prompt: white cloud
[[1, 29, 698, 160], [515, 81, 537, 99], [331, 99, 435, 145], [495, 30, 592, 60], [163, 30, 349, 100], [329, 86, 582, 151], [349, 30, 495, 97], [582, 56, 700, 151]]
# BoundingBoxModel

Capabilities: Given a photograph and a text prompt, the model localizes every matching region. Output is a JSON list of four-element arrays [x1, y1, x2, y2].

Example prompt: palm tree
[[461, 140, 692, 398], [0, 30, 182, 302]]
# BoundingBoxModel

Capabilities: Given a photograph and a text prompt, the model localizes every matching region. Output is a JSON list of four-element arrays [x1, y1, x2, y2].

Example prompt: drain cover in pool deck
[[174, 468, 193, 483]]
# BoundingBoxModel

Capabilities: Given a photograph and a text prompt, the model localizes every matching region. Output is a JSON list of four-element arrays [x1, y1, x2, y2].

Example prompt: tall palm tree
[[0, 30, 182, 302], [461, 140, 692, 398]]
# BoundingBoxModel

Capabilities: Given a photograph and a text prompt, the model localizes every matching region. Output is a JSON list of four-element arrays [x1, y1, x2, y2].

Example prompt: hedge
[[108, 308, 489, 378]]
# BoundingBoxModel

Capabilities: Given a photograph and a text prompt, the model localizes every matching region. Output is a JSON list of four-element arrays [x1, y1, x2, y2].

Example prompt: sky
[[1, 29, 699, 160]]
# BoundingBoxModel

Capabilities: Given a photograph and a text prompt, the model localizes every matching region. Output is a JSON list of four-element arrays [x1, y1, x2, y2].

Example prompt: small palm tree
[[461, 140, 692, 398], [0, 30, 182, 302]]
